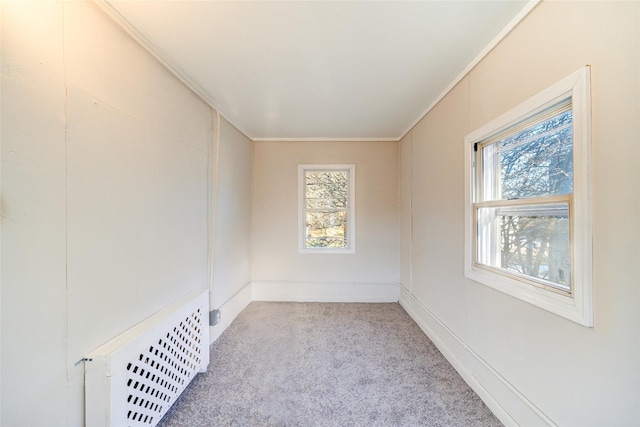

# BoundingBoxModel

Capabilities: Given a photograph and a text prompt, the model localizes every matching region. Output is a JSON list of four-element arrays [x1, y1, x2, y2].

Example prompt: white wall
[[252, 140, 399, 301], [2, 3, 67, 425], [1, 2, 214, 425], [210, 117, 253, 341], [4, 1, 638, 426], [399, 1, 639, 425], [398, 133, 412, 297]]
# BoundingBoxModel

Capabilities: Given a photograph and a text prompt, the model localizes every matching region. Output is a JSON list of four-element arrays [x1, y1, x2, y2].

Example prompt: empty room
[[2, 0, 639, 426]]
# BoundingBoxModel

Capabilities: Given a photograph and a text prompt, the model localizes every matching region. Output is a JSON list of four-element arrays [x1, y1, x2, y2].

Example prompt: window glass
[[476, 107, 573, 292], [476, 204, 571, 291], [299, 165, 355, 253], [481, 109, 573, 201], [304, 171, 349, 248], [464, 66, 592, 326]]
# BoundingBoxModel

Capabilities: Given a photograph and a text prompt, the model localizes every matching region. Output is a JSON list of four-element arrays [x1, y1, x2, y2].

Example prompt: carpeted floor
[[158, 302, 502, 427]]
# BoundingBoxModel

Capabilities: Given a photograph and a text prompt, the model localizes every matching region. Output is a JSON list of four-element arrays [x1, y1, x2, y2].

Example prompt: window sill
[[465, 265, 592, 326], [299, 247, 356, 255]]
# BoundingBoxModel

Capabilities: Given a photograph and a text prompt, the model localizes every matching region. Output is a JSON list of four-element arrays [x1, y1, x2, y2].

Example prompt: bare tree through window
[[477, 108, 573, 291], [304, 170, 349, 248], [466, 67, 593, 325], [298, 164, 355, 254]]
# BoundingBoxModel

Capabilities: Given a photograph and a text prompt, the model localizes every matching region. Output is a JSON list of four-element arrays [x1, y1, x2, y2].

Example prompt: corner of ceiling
[[93, 0, 541, 145], [396, 0, 541, 142]]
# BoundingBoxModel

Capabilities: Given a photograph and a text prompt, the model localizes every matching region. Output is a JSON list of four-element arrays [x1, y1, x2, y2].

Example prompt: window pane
[[305, 210, 348, 248], [482, 110, 573, 201], [306, 198, 347, 209], [305, 171, 348, 200], [477, 204, 570, 291]]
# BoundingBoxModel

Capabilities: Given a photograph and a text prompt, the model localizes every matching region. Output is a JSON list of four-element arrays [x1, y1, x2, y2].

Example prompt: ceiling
[[106, 0, 533, 141]]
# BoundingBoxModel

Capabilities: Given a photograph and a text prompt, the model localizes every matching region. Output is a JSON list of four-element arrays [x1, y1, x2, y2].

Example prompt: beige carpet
[[158, 302, 502, 427]]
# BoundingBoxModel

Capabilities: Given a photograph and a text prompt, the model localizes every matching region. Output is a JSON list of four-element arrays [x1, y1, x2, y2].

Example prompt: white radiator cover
[[85, 290, 210, 427]]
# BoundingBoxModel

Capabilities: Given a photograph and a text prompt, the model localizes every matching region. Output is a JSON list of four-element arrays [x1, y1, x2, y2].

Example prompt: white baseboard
[[399, 283, 411, 307], [209, 282, 252, 344], [251, 280, 399, 302], [208, 280, 398, 344], [400, 293, 555, 427]]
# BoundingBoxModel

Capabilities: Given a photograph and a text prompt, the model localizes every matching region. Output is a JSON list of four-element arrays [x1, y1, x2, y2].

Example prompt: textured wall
[[1, 2, 68, 425], [400, 1, 639, 425], [1, 2, 212, 425], [211, 117, 252, 311], [252, 140, 398, 295]]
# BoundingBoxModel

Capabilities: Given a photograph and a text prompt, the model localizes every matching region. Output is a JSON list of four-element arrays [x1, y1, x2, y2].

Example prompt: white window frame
[[298, 164, 356, 254], [464, 67, 593, 326]]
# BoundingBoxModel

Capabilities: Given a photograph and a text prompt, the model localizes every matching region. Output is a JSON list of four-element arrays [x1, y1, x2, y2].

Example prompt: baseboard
[[399, 283, 411, 307], [209, 282, 252, 344], [251, 281, 399, 302], [208, 281, 397, 343], [399, 294, 555, 427]]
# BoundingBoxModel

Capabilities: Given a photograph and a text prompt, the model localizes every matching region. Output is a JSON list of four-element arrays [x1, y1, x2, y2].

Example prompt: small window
[[464, 67, 593, 326], [298, 165, 355, 254]]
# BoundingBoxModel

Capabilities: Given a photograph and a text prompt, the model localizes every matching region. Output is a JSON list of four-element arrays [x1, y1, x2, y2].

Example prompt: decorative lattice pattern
[[125, 308, 204, 426]]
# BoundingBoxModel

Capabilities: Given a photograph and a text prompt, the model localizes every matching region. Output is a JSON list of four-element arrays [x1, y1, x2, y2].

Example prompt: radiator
[[85, 290, 210, 427]]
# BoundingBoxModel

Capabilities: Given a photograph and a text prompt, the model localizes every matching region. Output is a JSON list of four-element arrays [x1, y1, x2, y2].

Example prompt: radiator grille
[[85, 291, 209, 427], [125, 308, 204, 426]]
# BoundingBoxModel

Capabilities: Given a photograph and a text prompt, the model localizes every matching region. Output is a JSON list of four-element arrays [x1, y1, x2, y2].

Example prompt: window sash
[[298, 165, 355, 254], [475, 102, 573, 204], [464, 67, 592, 327], [473, 195, 572, 294], [472, 101, 575, 294]]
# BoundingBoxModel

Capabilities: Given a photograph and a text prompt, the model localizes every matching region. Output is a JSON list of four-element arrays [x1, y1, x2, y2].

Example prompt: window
[[298, 164, 355, 254], [464, 67, 593, 326]]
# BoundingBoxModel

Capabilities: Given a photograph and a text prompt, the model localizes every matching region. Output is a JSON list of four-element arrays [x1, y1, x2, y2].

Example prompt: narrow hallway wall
[[252, 140, 399, 301], [399, 1, 640, 425], [1, 2, 212, 424], [209, 117, 253, 341]]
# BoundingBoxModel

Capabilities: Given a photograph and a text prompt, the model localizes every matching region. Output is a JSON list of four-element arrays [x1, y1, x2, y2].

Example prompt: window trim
[[464, 67, 593, 326], [298, 164, 356, 254]]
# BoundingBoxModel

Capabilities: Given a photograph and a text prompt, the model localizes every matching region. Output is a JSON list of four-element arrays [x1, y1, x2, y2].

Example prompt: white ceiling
[[106, 0, 532, 141]]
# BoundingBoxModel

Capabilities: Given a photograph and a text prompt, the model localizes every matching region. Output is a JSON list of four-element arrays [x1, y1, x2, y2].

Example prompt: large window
[[464, 67, 593, 326], [298, 165, 355, 254]]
